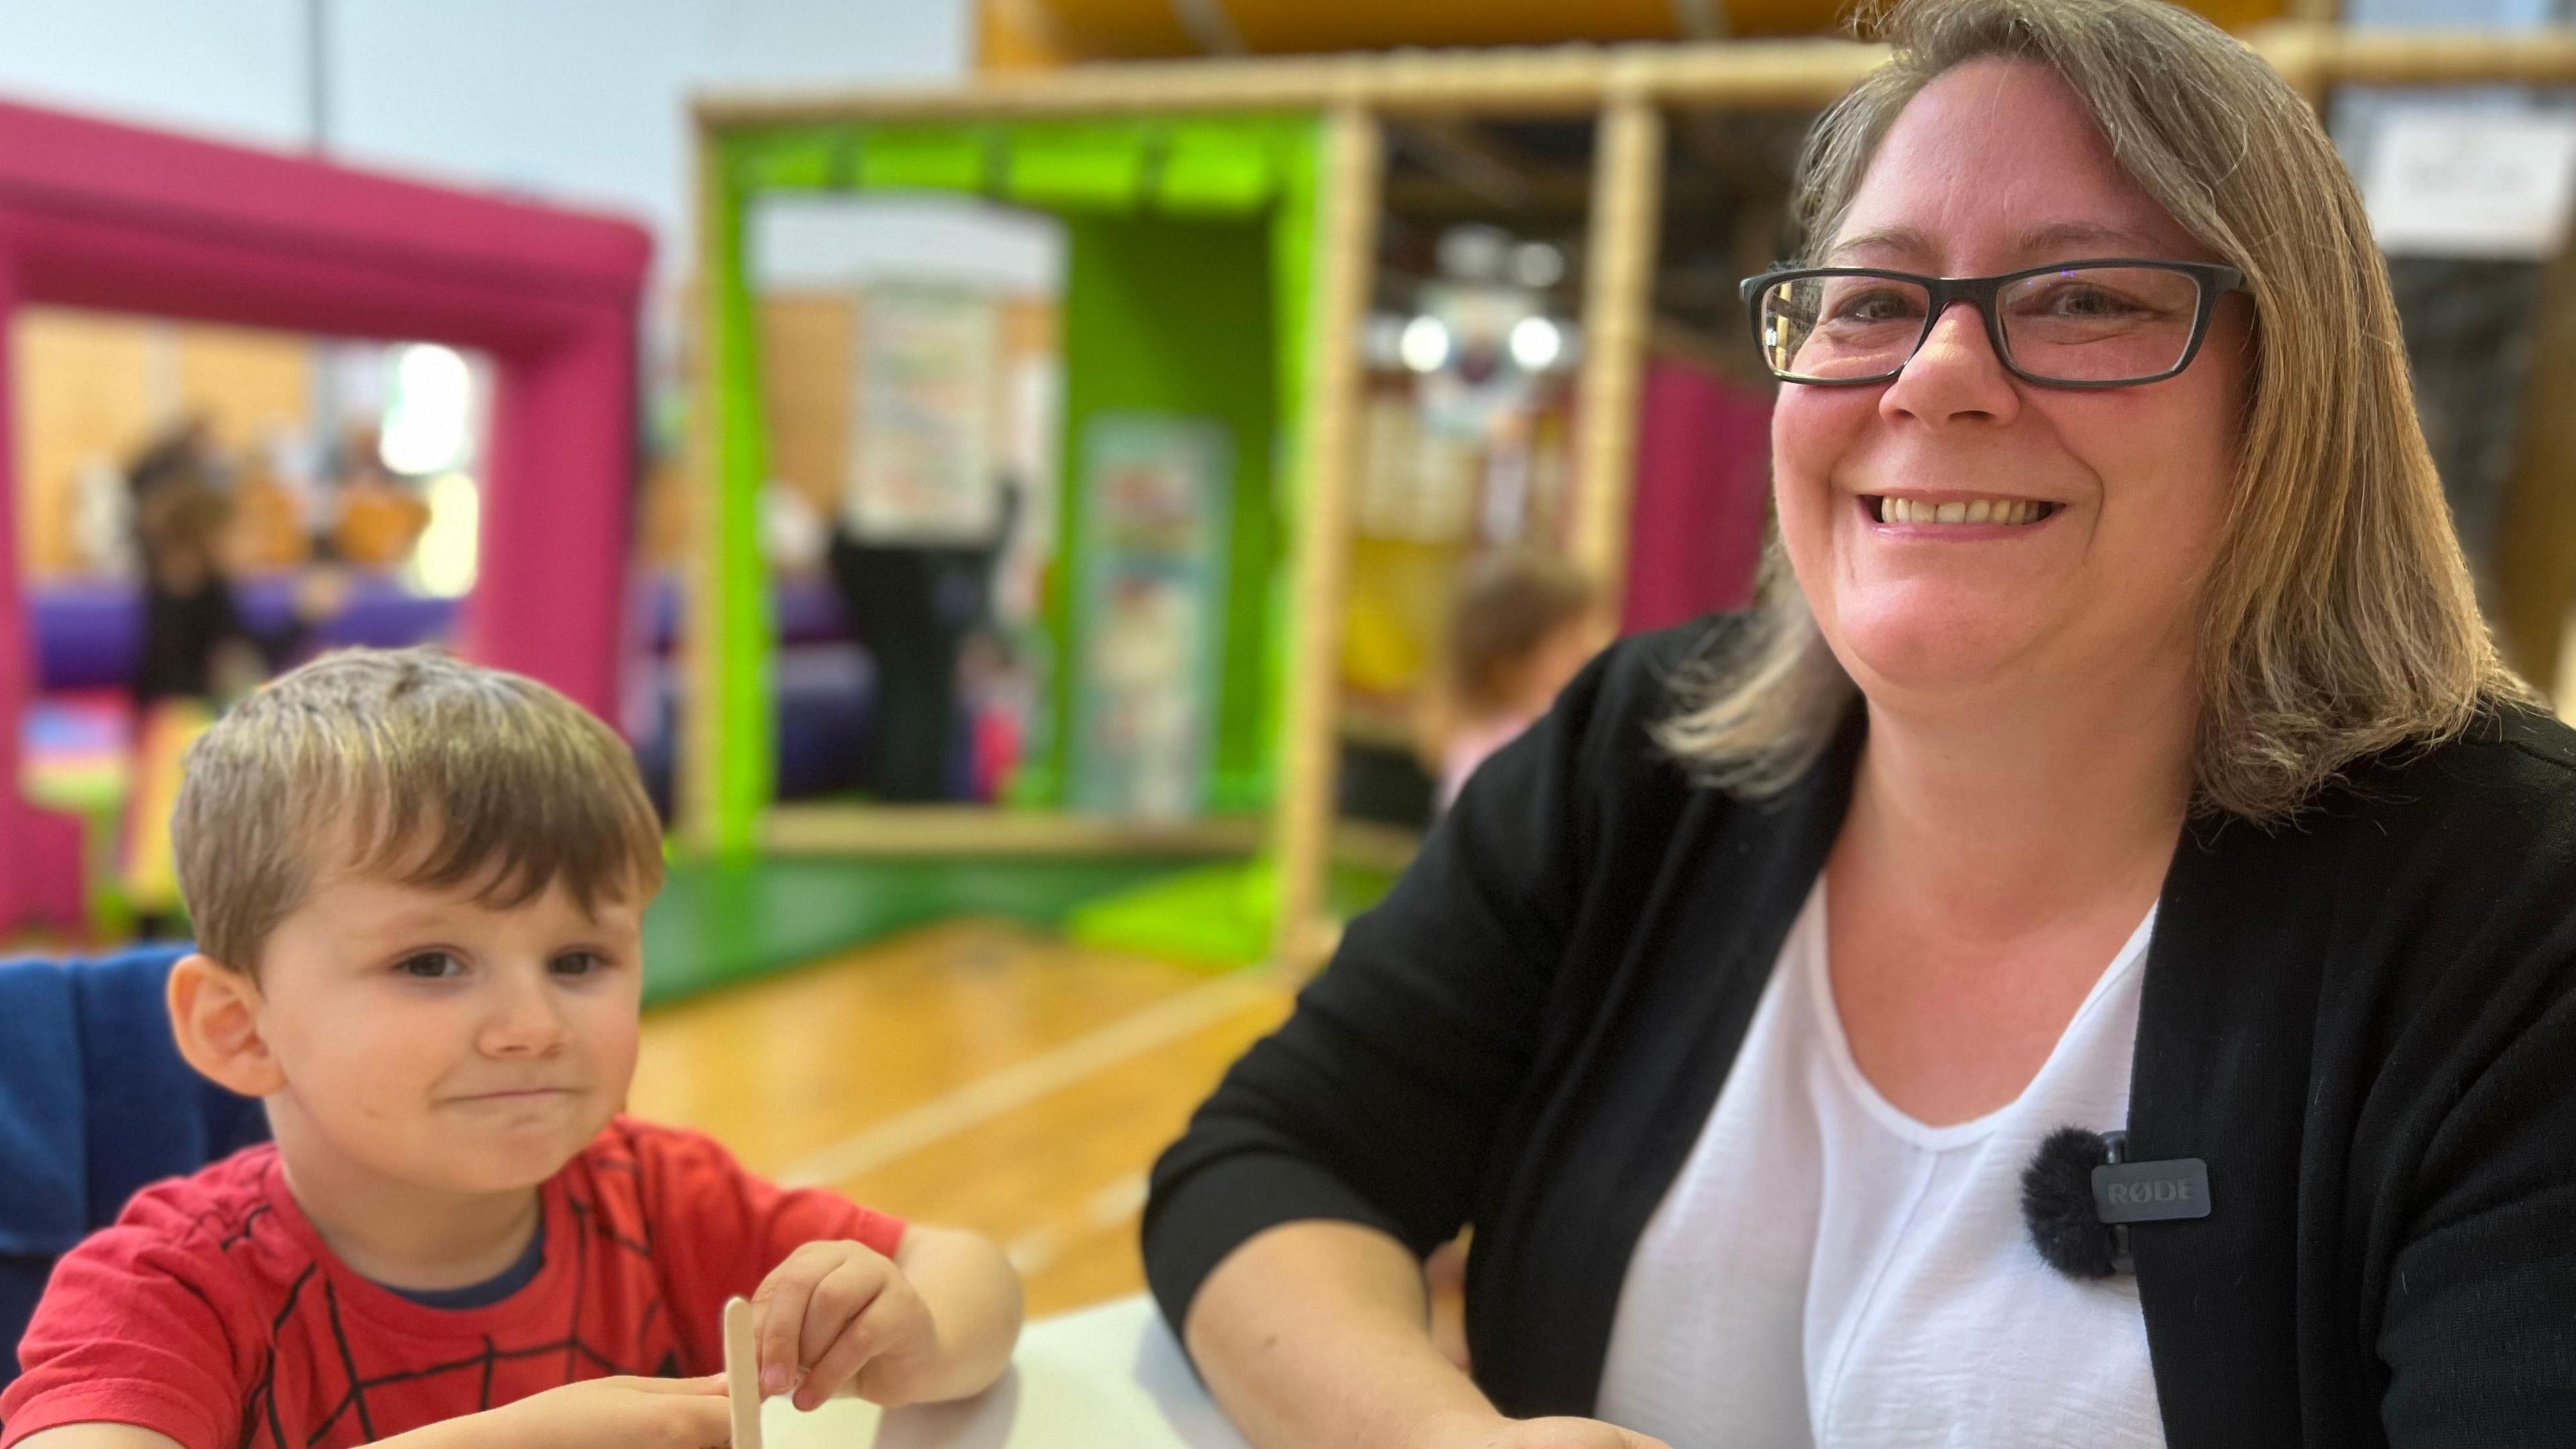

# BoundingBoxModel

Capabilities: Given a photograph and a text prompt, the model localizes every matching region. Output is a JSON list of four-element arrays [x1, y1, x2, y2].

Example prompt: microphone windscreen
[[2023, 1125, 2118, 1279]]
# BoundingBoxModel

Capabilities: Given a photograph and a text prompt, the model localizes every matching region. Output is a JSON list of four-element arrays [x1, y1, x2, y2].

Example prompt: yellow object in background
[[1341, 535, 1460, 698], [121, 698, 213, 919]]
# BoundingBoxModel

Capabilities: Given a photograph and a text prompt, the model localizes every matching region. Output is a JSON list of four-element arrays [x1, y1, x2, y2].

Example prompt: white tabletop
[[763, 1293, 1254, 1449]]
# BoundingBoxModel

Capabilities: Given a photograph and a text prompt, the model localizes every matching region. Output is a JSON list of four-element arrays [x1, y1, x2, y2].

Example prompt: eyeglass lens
[[1756, 266, 2206, 384]]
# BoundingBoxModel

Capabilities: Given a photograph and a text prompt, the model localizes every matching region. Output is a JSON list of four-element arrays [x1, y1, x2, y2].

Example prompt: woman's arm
[[1185, 1222, 1487, 1449], [1187, 1222, 1667, 1449], [1150, 631, 1713, 1449]]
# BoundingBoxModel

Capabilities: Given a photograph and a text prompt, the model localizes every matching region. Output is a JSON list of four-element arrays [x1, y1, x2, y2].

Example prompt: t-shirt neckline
[[258, 1151, 573, 1337], [1802, 876, 2158, 1151]]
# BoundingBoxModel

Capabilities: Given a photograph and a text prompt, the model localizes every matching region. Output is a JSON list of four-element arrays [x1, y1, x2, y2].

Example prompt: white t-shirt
[[1593, 879, 2165, 1448]]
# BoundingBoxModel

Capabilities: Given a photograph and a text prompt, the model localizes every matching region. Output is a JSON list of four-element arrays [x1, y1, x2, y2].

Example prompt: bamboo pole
[[680, 119, 726, 856], [694, 28, 2576, 129], [1571, 84, 1666, 605], [694, 38, 1886, 126], [1269, 103, 1383, 976], [2321, 27, 2576, 87], [763, 805, 1265, 857]]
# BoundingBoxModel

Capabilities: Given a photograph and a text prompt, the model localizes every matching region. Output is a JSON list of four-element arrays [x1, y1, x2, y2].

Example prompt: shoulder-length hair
[[1658, 0, 2527, 822]]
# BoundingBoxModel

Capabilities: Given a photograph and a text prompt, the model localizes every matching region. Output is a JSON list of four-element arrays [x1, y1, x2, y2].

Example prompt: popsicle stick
[[723, 1296, 764, 1449]]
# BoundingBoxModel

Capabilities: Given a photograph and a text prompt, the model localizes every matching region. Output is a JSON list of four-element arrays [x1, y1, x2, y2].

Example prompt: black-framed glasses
[[1740, 258, 2247, 388]]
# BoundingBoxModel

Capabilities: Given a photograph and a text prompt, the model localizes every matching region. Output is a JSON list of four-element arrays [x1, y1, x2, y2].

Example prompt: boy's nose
[[480, 975, 569, 1055]]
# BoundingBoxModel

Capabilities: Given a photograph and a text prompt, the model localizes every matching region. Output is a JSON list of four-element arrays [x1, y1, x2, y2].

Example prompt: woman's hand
[[752, 1238, 943, 1410], [1403, 1411, 1672, 1449], [478, 1375, 731, 1449]]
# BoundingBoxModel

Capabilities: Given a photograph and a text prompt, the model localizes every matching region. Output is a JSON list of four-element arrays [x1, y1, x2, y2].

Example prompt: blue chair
[[0, 945, 268, 1390]]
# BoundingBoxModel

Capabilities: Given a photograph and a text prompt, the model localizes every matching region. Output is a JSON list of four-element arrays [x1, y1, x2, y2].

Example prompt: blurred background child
[[1416, 546, 1606, 813]]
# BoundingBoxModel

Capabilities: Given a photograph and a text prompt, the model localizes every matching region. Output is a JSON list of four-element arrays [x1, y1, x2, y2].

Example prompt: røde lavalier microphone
[[2020, 1126, 2212, 1279]]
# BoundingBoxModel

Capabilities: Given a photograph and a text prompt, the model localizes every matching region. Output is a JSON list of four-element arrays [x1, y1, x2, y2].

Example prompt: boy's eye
[[550, 950, 610, 977], [394, 951, 466, 980]]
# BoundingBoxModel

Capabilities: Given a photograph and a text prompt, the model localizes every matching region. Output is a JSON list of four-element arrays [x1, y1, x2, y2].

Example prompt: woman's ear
[[168, 953, 284, 1097]]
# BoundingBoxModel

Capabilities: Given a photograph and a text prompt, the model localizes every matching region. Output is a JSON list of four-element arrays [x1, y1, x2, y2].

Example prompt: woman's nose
[[1882, 298, 2020, 425]]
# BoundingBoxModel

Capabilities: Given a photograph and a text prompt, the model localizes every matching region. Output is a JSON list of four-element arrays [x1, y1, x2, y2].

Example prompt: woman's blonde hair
[[1658, 0, 2528, 821]]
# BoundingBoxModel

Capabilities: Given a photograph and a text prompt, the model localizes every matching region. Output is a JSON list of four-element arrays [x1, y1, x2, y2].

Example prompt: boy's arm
[[892, 1222, 1024, 1401], [12, 1378, 731, 1449], [751, 1224, 1022, 1409]]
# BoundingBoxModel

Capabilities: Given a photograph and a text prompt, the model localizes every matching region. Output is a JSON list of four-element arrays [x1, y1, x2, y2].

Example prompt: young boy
[[1, 648, 1022, 1448]]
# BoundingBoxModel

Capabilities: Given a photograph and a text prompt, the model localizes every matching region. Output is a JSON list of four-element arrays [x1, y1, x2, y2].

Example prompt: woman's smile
[[1858, 492, 2062, 535]]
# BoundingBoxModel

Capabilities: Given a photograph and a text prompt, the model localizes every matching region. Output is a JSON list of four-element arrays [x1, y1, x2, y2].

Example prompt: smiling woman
[[1144, 1, 2576, 1448]]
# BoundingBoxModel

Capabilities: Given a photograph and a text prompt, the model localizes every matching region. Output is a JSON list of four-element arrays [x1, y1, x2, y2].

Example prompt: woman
[[1141, 1, 2576, 1446]]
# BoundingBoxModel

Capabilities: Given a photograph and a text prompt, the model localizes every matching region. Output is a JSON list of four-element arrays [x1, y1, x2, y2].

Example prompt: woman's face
[[1772, 57, 2249, 709]]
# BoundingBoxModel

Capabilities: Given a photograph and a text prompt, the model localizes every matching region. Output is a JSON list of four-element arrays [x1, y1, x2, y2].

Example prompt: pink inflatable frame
[[0, 99, 651, 934]]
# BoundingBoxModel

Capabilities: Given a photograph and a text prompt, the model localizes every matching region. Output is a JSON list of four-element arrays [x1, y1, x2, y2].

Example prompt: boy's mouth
[[445, 1086, 579, 1105]]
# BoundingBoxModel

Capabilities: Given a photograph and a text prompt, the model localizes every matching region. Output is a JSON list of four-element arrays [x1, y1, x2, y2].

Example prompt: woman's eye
[[2033, 284, 2141, 319], [1829, 288, 1918, 323], [395, 951, 466, 980], [550, 950, 610, 977]]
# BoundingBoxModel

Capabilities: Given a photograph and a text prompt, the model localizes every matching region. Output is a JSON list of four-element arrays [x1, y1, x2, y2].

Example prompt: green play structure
[[683, 111, 1368, 977]]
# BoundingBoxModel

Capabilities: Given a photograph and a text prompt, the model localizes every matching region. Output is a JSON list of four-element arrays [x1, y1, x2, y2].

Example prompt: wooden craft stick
[[723, 1296, 764, 1449]]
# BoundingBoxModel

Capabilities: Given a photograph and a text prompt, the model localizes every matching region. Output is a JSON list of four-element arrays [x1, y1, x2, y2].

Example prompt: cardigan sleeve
[[1140, 633, 1642, 1338], [2365, 721, 2576, 1444], [2373, 957, 2576, 1442]]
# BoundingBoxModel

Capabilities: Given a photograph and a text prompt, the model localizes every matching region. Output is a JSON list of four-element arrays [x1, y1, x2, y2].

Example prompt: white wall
[[0, 0, 975, 282]]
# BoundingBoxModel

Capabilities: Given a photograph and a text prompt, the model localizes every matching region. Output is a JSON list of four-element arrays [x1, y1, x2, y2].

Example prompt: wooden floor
[[627, 918, 1293, 1318]]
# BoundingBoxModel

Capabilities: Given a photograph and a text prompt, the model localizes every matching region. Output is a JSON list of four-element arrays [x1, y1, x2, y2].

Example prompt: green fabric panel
[[1251, 119, 1321, 814], [858, 126, 990, 192], [739, 130, 842, 190], [708, 138, 777, 855], [1006, 123, 1151, 211], [708, 115, 1323, 824], [1158, 123, 1276, 215], [642, 855, 1205, 1004], [1047, 214, 1280, 812]]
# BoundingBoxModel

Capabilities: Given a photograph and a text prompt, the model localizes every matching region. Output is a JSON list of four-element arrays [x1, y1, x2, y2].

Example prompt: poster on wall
[[1070, 414, 1232, 822], [845, 284, 1002, 544], [2361, 107, 2576, 260]]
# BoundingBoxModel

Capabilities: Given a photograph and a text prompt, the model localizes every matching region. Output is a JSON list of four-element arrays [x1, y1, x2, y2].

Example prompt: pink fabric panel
[[0, 101, 649, 294], [463, 317, 637, 718], [1621, 356, 1775, 636], [0, 99, 649, 936], [11, 211, 594, 351], [0, 254, 56, 932]]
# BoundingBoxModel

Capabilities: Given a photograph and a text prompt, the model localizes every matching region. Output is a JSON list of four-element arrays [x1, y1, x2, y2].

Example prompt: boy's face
[[248, 861, 645, 1197]]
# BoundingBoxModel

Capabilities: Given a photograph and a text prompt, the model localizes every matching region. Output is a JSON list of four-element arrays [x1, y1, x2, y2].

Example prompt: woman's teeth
[[1873, 496, 2051, 525]]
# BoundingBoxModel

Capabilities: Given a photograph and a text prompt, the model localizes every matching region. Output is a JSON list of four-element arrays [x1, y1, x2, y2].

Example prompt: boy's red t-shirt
[[0, 1116, 904, 1448]]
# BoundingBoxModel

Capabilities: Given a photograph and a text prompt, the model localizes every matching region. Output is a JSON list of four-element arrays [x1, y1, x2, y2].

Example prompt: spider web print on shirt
[[239, 1185, 681, 1448], [0, 1119, 904, 1449]]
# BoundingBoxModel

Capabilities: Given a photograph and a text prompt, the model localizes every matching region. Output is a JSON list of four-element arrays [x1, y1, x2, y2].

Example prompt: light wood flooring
[[627, 918, 1293, 1317]]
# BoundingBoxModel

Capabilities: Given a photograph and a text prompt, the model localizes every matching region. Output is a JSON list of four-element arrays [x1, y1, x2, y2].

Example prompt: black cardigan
[[1143, 619, 2576, 1448]]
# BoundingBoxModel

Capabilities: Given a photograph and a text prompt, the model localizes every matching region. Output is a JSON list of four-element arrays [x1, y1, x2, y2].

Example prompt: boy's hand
[[752, 1239, 940, 1410], [486, 1375, 731, 1448]]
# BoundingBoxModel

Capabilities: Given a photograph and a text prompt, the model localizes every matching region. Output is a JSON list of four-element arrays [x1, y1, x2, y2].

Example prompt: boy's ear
[[168, 953, 285, 1097]]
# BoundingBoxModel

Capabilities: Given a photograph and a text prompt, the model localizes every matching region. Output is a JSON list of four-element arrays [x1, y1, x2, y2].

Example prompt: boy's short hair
[[173, 647, 665, 973]]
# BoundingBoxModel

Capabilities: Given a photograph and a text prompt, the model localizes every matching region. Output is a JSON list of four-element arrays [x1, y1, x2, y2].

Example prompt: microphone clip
[[2023, 1126, 2212, 1279]]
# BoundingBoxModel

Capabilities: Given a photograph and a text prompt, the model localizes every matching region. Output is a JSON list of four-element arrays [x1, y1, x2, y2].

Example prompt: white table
[[767, 1294, 1254, 1448]]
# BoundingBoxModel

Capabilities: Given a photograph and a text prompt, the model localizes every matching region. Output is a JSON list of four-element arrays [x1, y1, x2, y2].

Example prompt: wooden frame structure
[[690, 21, 2576, 973]]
